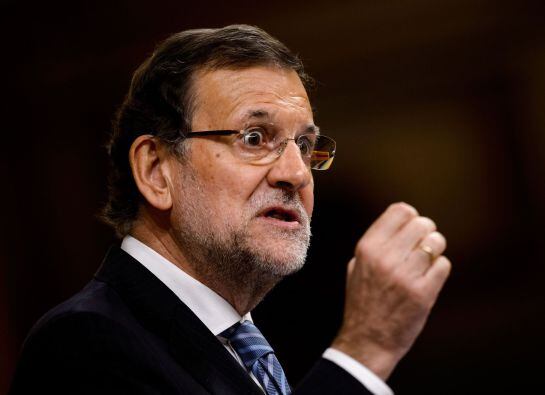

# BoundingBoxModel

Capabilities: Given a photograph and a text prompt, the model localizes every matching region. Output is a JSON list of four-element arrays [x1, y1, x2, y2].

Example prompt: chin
[[250, 238, 309, 277]]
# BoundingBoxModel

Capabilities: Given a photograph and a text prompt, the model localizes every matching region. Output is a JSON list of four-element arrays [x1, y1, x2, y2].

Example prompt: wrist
[[331, 335, 401, 380]]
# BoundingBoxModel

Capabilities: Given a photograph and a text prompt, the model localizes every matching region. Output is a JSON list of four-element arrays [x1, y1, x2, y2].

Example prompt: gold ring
[[419, 245, 435, 261]]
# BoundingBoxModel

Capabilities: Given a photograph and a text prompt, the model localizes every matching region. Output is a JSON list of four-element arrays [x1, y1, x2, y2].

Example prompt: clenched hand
[[332, 202, 451, 380]]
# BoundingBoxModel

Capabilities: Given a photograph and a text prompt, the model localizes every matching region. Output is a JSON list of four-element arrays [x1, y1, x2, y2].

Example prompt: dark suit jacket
[[10, 246, 371, 394]]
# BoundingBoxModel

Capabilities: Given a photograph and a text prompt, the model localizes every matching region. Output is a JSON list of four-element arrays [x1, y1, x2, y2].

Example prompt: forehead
[[190, 66, 313, 128]]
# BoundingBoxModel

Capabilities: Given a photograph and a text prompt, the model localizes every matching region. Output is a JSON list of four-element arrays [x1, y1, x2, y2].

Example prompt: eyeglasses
[[183, 127, 336, 170]]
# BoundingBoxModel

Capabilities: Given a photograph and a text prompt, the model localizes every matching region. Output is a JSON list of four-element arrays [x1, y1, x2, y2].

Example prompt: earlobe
[[129, 135, 173, 211]]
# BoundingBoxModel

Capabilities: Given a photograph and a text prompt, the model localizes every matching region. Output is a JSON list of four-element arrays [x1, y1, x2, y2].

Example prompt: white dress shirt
[[121, 235, 393, 395]]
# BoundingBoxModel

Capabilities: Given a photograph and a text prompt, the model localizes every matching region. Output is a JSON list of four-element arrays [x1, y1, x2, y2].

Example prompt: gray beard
[[183, 214, 310, 293], [185, 230, 287, 298], [171, 165, 311, 301]]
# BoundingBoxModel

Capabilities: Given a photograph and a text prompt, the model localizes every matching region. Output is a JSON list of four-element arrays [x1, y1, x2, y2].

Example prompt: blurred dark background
[[2, 0, 544, 393]]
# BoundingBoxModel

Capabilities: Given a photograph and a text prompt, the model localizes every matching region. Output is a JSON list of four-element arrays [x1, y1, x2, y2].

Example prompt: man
[[10, 25, 450, 394]]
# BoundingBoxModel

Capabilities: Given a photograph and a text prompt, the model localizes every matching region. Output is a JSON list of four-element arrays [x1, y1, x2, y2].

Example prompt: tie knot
[[221, 320, 273, 369]]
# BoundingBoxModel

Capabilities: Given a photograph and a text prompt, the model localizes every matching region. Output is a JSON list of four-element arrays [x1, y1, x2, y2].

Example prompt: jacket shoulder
[[32, 278, 129, 328], [10, 281, 175, 394]]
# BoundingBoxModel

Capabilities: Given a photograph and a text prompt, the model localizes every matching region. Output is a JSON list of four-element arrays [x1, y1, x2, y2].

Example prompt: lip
[[255, 215, 302, 230], [256, 206, 302, 227]]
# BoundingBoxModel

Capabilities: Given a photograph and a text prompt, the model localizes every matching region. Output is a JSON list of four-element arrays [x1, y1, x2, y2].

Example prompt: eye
[[297, 135, 315, 156], [241, 128, 266, 147]]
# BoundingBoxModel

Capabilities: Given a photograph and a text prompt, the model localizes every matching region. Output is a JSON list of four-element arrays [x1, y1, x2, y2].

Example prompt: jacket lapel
[[95, 246, 263, 395], [169, 304, 263, 394]]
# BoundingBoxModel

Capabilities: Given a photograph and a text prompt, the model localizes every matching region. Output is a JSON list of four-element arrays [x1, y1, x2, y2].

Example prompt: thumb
[[347, 257, 356, 279]]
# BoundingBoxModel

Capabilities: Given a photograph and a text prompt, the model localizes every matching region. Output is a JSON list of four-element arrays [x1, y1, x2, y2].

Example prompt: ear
[[129, 135, 173, 211]]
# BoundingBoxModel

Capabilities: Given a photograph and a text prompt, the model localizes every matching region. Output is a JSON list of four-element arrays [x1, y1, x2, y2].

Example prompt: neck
[[129, 209, 279, 315]]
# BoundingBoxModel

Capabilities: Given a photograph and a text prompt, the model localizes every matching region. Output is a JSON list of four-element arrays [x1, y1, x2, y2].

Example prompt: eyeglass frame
[[178, 129, 336, 171]]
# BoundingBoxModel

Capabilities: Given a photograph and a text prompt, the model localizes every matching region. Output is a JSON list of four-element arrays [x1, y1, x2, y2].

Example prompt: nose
[[266, 139, 312, 192]]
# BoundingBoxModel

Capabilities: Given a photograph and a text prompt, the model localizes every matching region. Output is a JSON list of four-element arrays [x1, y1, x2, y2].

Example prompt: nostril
[[275, 180, 295, 190]]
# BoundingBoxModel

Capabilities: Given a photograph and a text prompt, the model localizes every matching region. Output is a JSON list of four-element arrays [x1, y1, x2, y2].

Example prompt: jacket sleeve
[[294, 358, 374, 395]]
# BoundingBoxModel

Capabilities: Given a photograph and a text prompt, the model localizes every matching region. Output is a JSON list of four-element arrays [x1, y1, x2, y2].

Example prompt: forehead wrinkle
[[233, 93, 312, 123], [234, 93, 310, 114], [192, 67, 314, 130]]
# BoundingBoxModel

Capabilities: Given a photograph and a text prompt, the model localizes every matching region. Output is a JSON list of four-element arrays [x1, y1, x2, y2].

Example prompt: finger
[[422, 256, 452, 297], [363, 202, 418, 245], [386, 216, 437, 261], [404, 231, 446, 276], [420, 231, 447, 257]]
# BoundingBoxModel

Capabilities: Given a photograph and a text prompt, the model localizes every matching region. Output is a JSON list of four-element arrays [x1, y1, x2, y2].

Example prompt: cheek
[[301, 183, 314, 217], [197, 160, 264, 212]]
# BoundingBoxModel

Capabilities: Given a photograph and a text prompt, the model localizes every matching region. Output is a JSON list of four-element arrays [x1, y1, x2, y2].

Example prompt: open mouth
[[260, 207, 300, 223]]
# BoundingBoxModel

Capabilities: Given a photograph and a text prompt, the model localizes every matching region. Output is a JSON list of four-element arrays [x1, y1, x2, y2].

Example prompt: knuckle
[[355, 238, 368, 255], [389, 266, 410, 285], [408, 286, 427, 304], [376, 253, 394, 270], [388, 270, 405, 288], [389, 202, 418, 219], [368, 250, 396, 275], [412, 216, 436, 233], [355, 239, 377, 261], [432, 231, 447, 249], [407, 281, 434, 305]]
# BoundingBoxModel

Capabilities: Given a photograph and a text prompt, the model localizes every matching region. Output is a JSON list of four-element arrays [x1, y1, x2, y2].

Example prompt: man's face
[[168, 66, 315, 284]]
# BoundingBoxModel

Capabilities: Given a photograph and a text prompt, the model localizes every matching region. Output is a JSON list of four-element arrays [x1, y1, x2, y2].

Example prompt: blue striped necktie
[[221, 320, 291, 395]]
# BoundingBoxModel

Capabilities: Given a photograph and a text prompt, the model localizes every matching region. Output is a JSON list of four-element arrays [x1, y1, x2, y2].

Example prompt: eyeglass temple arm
[[185, 130, 240, 138]]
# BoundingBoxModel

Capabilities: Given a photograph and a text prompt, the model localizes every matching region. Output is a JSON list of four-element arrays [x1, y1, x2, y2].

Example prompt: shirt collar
[[120, 235, 252, 335]]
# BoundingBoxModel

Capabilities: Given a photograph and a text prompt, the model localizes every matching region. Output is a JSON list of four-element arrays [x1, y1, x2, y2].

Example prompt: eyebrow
[[306, 124, 321, 136], [243, 109, 272, 122], [243, 109, 321, 135]]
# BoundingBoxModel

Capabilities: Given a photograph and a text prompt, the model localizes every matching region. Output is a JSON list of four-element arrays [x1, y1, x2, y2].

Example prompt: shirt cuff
[[322, 348, 394, 395]]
